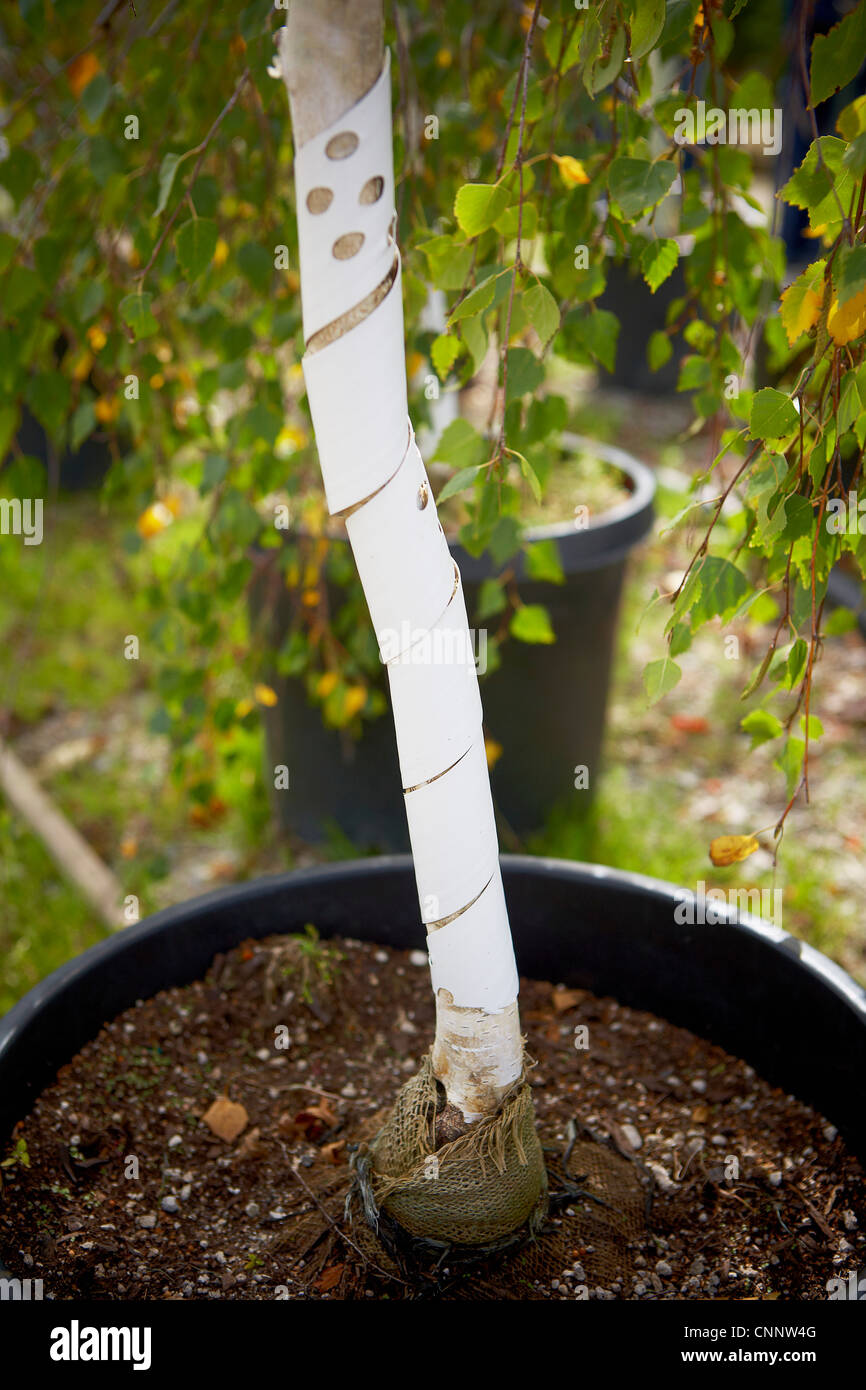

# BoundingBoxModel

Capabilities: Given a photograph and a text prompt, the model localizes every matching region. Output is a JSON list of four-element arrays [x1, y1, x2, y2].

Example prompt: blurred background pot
[[251, 435, 655, 849]]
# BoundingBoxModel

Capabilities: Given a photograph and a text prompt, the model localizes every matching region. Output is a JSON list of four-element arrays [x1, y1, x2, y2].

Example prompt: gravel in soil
[[0, 932, 862, 1301]]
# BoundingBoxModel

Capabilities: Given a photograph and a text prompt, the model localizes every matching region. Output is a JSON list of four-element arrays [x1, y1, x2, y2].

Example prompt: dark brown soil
[[0, 930, 862, 1300]]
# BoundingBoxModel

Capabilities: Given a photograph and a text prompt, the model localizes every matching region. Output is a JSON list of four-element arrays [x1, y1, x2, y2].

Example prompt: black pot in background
[[253, 435, 655, 850], [1, 857, 864, 1169]]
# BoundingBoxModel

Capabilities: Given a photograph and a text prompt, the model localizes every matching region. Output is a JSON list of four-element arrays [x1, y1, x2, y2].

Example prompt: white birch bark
[[273, 0, 523, 1123]]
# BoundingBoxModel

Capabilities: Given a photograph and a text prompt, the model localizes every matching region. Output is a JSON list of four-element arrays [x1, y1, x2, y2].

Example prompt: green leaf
[[741, 708, 783, 749], [810, 0, 866, 107], [510, 604, 556, 644], [436, 464, 486, 504], [512, 449, 542, 503], [155, 152, 186, 217], [786, 637, 808, 688], [418, 235, 474, 291], [574, 309, 620, 372], [494, 203, 539, 240], [775, 736, 805, 798], [431, 333, 462, 380], [81, 71, 111, 123], [505, 347, 544, 401], [201, 452, 229, 493], [453, 183, 510, 237], [33, 236, 65, 284], [630, 0, 666, 59], [833, 244, 866, 310], [525, 538, 565, 584], [647, 329, 672, 371], [477, 578, 506, 619], [643, 656, 682, 704], [175, 217, 218, 280], [0, 232, 15, 272], [748, 388, 799, 442], [460, 314, 488, 373], [799, 714, 824, 740], [433, 418, 487, 470], [640, 238, 680, 293], [119, 291, 158, 339], [669, 621, 692, 657], [524, 282, 560, 347], [449, 275, 496, 323], [69, 401, 95, 452], [486, 515, 521, 567], [608, 157, 676, 220], [780, 137, 854, 233], [689, 556, 750, 629], [237, 241, 273, 292], [3, 266, 42, 314], [0, 405, 19, 460]]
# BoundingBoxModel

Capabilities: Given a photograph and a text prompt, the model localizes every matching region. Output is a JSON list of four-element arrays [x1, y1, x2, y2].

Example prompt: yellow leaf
[[317, 671, 338, 698], [212, 237, 230, 268], [136, 501, 174, 538], [86, 324, 107, 352], [94, 395, 120, 423], [552, 155, 590, 188], [709, 834, 760, 867], [484, 735, 503, 769], [286, 269, 300, 292], [163, 493, 182, 518], [343, 684, 367, 718], [693, 4, 705, 28], [828, 287, 866, 346], [149, 372, 165, 389], [254, 683, 278, 707], [779, 284, 823, 347], [302, 497, 325, 537], [71, 350, 94, 382], [234, 697, 254, 718], [406, 351, 425, 379], [302, 588, 320, 607], [275, 424, 307, 457], [436, 48, 453, 67], [202, 1096, 248, 1143], [68, 52, 100, 98]]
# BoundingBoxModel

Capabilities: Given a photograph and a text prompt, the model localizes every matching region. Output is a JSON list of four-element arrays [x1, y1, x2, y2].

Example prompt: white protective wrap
[[293, 52, 397, 343], [403, 736, 502, 927], [344, 429, 454, 657], [289, 47, 519, 1017], [426, 869, 518, 1011], [386, 569, 482, 789]]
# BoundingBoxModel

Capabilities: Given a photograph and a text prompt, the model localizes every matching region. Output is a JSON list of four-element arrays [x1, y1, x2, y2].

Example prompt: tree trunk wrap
[[274, 24, 525, 1120]]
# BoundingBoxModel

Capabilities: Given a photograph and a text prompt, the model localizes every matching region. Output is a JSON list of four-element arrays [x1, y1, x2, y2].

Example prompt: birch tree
[[272, 0, 526, 1130]]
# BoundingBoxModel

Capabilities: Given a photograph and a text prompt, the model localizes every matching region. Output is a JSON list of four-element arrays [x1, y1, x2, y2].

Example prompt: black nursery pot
[[254, 435, 655, 849], [1, 857, 865, 1169]]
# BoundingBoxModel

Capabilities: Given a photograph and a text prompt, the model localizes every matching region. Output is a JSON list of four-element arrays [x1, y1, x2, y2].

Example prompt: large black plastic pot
[[254, 436, 655, 849], [1, 857, 865, 1170]]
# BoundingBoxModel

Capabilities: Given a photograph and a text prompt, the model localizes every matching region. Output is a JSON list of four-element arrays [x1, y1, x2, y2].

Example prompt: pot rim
[[450, 434, 656, 580], [2, 855, 865, 1165]]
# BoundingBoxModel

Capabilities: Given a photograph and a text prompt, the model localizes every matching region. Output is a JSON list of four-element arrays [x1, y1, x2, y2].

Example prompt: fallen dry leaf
[[692, 1105, 710, 1124], [234, 1126, 263, 1161], [552, 987, 586, 1013], [315, 1264, 344, 1293], [671, 714, 709, 734], [202, 1096, 248, 1143], [320, 1140, 346, 1164], [709, 834, 760, 867]]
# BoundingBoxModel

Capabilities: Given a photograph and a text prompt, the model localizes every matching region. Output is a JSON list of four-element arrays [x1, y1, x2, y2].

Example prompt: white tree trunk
[[273, 0, 523, 1123]]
